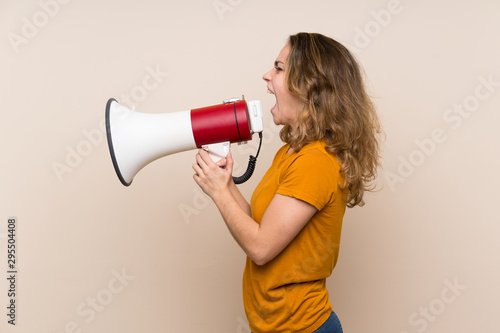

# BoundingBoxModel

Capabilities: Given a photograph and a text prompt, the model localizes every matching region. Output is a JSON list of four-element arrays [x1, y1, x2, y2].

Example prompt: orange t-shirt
[[244, 140, 347, 333]]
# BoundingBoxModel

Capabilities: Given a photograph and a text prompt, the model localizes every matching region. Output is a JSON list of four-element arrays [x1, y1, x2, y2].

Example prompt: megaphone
[[105, 96, 264, 186]]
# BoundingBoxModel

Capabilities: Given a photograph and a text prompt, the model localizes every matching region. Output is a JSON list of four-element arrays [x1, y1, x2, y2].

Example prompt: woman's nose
[[262, 69, 272, 82]]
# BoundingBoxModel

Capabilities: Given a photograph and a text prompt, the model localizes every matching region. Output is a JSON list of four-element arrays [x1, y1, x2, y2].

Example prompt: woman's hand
[[192, 149, 234, 200]]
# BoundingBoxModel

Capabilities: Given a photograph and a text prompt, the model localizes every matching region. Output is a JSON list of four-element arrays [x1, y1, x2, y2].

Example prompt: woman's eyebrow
[[274, 60, 285, 67]]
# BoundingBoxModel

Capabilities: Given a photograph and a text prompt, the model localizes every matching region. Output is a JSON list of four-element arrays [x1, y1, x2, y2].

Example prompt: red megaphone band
[[190, 100, 252, 147]]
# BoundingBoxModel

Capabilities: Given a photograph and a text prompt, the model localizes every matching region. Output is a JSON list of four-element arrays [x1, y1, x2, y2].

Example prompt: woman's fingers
[[225, 152, 234, 173], [198, 149, 216, 166], [216, 157, 227, 168]]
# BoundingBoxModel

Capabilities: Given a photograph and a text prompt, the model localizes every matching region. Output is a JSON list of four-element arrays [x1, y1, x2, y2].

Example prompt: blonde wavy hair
[[281, 32, 382, 208]]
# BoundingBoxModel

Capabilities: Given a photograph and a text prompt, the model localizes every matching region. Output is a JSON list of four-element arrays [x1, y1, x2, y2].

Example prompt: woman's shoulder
[[299, 140, 327, 153], [280, 141, 345, 199], [279, 141, 343, 181], [297, 141, 340, 166]]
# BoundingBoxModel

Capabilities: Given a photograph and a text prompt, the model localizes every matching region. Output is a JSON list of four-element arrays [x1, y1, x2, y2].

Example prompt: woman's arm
[[193, 149, 317, 266], [227, 178, 251, 216]]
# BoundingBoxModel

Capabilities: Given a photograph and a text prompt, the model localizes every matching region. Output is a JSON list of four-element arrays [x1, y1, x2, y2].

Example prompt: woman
[[193, 32, 381, 333]]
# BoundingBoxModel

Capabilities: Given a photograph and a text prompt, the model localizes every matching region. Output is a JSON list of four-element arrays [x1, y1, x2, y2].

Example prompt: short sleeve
[[276, 149, 341, 211]]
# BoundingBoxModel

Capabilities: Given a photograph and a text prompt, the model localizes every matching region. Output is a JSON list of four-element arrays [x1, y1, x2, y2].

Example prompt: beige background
[[1, 0, 499, 332]]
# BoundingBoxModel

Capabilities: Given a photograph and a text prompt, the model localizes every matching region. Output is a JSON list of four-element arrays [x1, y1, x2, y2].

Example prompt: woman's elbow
[[249, 248, 275, 266], [252, 256, 270, 266]]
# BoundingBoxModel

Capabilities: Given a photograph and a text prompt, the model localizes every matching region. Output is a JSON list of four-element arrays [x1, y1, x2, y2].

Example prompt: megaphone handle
[[202, 141, 230, 163]]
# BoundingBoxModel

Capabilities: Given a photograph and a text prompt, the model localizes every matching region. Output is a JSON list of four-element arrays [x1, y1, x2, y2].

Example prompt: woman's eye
[[275, 66, 283, 72]]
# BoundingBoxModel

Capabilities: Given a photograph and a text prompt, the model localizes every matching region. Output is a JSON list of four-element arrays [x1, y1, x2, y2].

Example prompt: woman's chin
[[271, 115, 281, 126]]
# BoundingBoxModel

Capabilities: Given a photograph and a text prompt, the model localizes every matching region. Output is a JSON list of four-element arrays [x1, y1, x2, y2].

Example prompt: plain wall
[[1, 0, 499, 332]]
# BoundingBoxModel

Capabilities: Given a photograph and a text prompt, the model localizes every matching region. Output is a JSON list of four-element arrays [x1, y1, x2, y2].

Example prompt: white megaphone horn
[[105, 96, 264, 186]]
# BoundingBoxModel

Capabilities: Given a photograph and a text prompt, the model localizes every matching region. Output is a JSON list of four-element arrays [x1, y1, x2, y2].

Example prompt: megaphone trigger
[[202, 141, 230, 163]]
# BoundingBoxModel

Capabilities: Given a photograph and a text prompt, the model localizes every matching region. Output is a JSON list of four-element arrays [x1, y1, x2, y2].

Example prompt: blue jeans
[[312, 310, 343, 333], [251, 310, 342, 333]]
